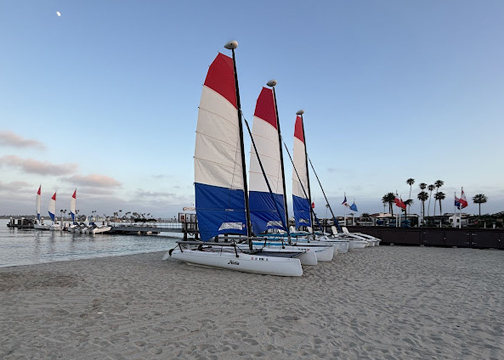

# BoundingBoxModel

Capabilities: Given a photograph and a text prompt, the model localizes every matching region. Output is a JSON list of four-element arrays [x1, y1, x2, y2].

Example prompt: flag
[[460, 188, 468, 209], [454, 196, 461, 210], [342, 195, 348, 206], [349, 201, 358, 212], [394, 197, 406, 209]]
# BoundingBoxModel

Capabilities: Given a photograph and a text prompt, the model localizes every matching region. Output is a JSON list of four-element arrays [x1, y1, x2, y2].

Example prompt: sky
[[1, 0, 503, 220]]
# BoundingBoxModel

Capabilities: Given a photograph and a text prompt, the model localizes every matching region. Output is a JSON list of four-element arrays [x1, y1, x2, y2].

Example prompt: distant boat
[[48, 191, 61, 231], [167, 42, 304, 276], [33, 186, 50, 230], [68, 189, 80, 233]]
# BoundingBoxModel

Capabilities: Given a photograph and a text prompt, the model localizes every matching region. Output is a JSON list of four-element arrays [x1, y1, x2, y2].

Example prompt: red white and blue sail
[[248, 87, 286, 234], [48, 192, 57, 222], [36, 186, 41, 221], [292, 115, 312, 228], [70, 189, 77, 223], [194, 53, 247, 241]]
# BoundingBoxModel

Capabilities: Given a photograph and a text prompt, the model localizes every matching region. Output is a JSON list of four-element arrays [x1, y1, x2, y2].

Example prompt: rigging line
[[308, 157, 342, 232], [242, 113, 290, 237], [281, 139, 321, 240]]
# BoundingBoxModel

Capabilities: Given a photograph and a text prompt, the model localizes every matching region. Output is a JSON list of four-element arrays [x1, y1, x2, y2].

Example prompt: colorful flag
[[349, 201, 358, 212], [460, 188, 468, 209], [394, 197, 406, 209], [342, 195, 348, 206], [454, 196, 461, 210]]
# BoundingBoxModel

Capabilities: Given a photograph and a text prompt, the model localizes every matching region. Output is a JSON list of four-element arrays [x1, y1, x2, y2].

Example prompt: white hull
[[34, 223, 50, 231], [239, 244, 318, 266], [348, 239, 368, 249], [90, 226, 111, 234], [168, 248, 303, 277], [324, 239, 350, 254], [287, 235, 349, 255], [252, 241, 334, 262]]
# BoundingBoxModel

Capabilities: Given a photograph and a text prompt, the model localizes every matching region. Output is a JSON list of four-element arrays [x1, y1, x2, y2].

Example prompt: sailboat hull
[[251, 241, 334, 262], [169, 248, 303, 277]]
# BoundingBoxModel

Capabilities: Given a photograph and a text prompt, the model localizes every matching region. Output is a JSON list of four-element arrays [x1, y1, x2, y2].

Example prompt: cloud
[[0, 131, 46, 150], [0, 155, 78, 175], [0, 180, 32, 192], [62, 174, 122, 188]]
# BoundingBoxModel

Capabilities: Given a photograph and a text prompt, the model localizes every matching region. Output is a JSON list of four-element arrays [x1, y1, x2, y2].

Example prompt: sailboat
[[48, 191, 61, 231], [167, 41, 304, 276], [33, 186, 50, 230], [290, 112, 354, 253], [68, 189, 82, 233], [246, 83, 333, 262]]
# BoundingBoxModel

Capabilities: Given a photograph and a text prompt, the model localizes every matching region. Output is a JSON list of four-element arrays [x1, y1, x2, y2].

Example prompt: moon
[[56, 11, 61, 16]]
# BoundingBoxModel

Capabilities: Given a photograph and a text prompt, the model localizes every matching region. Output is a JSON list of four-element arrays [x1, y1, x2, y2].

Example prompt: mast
[[224, 40, 252, 241], [267, 80, 290, 240]]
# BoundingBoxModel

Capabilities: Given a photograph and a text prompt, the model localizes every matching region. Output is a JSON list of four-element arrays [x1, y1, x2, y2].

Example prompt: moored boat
[[167, 41, 304, 277]]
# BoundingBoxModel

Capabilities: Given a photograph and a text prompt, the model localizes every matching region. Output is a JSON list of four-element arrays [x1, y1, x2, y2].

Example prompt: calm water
[[0, 219, 181, 268]]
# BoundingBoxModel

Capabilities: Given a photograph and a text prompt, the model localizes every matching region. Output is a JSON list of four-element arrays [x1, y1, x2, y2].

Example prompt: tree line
[[382, 179, 488, 217]]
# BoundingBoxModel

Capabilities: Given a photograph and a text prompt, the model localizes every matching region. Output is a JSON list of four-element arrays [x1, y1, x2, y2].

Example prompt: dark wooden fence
[[346, 226, 504, 250]]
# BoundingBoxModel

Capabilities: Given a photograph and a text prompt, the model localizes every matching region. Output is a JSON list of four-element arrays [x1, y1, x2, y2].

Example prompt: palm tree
[[417, 191, 429, 224], [382, 192, 396, 215], [406, 178, 415, 201], [427, 184, 435, 216], [434, 191, 446, 215], [419, 183, 427, 191], [433, 181, 444, 217], [472, 194, 488, 216], [404, 199, 413, 217]]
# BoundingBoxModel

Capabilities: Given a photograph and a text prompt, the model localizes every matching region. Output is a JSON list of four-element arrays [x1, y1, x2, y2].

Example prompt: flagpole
[[459, 188, 462, 229], [343, 192, 347, 227]]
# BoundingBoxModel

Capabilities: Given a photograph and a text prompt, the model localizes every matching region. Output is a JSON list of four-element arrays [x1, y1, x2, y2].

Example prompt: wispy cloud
[[0, 131, 46, 150], [62, 174, 122, 188], [0, 180, 32, 192], [0, 155, 78, 175]]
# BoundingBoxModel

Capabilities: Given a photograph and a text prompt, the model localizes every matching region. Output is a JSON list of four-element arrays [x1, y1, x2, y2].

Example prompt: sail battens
[[248, 87, 285, 234], [48, 192, 57, 222], [292, 115, 312, 228], [194, 52, 247, 241]]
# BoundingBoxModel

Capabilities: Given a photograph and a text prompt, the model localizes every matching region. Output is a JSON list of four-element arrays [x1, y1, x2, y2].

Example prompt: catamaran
[[245, 82, 333, 262], [48, 191, 61, 231], [289, 111, 356, 253], [167, 41, 305, 276], [33, 186, 50, 230]]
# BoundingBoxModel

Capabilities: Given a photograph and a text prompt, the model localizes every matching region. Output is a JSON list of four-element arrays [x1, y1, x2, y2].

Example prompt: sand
[[1, 245, 503, 360]]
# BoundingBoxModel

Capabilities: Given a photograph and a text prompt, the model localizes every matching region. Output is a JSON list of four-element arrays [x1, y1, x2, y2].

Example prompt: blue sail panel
[[249, 191, 285, 235], [293, 195, 312, 229], [48, 211, 55, 222], [195, 183, 247, 241]]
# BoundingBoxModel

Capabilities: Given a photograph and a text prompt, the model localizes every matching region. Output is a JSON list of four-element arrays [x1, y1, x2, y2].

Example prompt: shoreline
[[1, 247, 503, 359]]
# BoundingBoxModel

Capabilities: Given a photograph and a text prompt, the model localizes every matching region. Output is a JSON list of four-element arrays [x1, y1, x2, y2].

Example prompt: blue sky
[[1, 0, 503, 219]]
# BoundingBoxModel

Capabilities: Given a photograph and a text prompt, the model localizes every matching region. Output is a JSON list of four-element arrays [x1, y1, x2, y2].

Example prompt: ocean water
[[0, 219, 180, 268]]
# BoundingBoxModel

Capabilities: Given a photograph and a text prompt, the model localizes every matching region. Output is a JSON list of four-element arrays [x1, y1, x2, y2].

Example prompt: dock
[[108, 220, 199, 239], [6, 217, 34, 229]]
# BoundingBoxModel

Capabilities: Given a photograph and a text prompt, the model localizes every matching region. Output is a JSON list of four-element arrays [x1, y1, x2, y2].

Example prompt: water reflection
[[0, 219, 179, 267]]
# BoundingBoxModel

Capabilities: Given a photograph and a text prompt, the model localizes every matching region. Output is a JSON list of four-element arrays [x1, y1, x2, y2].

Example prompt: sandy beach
[[1, 245, 503, 360]]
